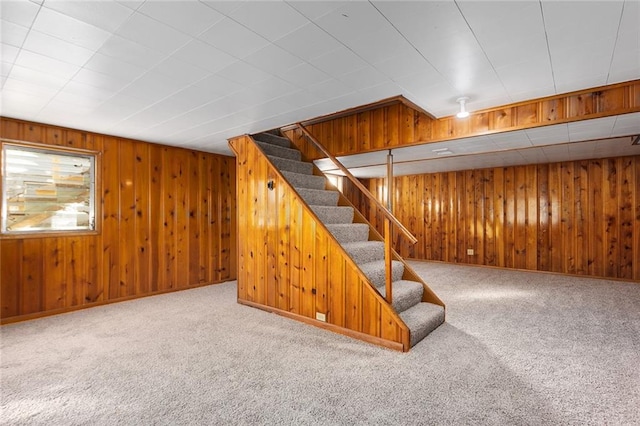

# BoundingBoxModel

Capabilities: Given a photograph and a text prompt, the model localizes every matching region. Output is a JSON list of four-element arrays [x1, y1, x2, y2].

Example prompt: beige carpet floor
[[1, 261, 639, 425]]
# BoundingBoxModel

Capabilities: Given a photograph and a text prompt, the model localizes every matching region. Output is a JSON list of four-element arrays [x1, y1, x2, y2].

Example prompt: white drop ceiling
[[1, 0, 639, 174]]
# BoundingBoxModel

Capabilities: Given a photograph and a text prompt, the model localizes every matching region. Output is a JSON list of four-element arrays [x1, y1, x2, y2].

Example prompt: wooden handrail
[[296, 124, 417, 245]]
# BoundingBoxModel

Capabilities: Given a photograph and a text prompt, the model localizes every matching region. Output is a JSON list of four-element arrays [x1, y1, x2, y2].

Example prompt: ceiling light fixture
[[456, 97, 470, 119]]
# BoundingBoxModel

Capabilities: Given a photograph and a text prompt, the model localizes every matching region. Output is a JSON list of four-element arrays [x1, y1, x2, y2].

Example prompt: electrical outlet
[[315, 312, 326, 322], [467, 248, 474, 255]]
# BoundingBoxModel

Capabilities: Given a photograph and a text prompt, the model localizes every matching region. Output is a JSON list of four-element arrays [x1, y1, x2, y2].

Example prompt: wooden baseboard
[[237, 299, 405, 352], [0, 279, 237, 325]]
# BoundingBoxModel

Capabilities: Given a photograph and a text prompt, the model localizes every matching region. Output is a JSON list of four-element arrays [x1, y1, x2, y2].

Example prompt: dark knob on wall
[[267, 180, 275, 191]]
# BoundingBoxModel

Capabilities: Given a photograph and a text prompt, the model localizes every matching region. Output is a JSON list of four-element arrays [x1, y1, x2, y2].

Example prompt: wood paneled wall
[[344, 156, 640, 281], [0, 118, 237, 322], [284, 80, 640, 159], [229, 135, 410, 351]]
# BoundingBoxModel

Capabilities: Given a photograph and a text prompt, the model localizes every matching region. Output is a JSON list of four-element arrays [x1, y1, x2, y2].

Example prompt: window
[[1, 140, 98, 236]]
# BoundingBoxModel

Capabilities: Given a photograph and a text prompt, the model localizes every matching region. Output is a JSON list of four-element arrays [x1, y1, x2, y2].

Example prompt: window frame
[[0, 139, 101, 239]]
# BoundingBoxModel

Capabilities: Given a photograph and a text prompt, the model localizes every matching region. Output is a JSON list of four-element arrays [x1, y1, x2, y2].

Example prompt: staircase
[[250, 131, 445, 348]]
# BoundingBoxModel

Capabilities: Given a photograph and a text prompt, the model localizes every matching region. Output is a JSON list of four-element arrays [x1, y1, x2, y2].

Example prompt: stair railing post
[[384, 217, 393, 304]]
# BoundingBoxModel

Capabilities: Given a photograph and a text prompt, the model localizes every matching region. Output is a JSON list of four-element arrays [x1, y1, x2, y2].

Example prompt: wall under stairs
[[229, 134, 444, 351]]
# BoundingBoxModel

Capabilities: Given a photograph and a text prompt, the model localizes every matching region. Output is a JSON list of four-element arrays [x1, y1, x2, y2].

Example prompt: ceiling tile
[[118, 71, 187, 103], [152, 57, 209, 86], [1, 0, 40, 27], [171, 39, 237, 74], [31, 7, 112, 50], [525, 124, 570, 146], [339, 66, 388, 92], [229, 1, 307, 41], [154, 84, 225, 114], [198, 17, 269, 59], [274, 22, 342, 61], [276, 62, 330, 88], [199, 0, 246, 16], [192, 73, 243, 97], [14, 49, 79, 79], [97, 35, 164, 70], [286, 1, 348, 21], [42, 0, 133, 32], [309, 46, 368, 77], [243, 44, 304, 76], [375, 49, 434, 81], [115, 0, 144, 10], [82, 52, 146, 82], [374, 1, 466, 43], [542, 1, 623, 46], [216, 61, 272, 86], [72, 67, 131, 92], [1, 19, 30, 47], [115, 12, 191, 55], [314, 2, 388, 41], [2, 76, 59, 98], [22, 30, 95, 66], [233, 76, 297, 105], [1, 43, 20, 64], [346, 27, 415, 66], [138, 1, 223, 36]]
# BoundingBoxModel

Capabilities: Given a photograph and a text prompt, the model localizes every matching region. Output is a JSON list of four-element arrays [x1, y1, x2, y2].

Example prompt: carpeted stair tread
[[342, 241, 385, 265], [297, 187, 339, 206], [400, 302, 445, 347], [359, 260, 404, 288], [268, 156, 313, 175], [310, 205, 354, 224], [256, 141, 301, 161], [253, 133, 291, 148], [281, 171, 326, 190], [326, 223, 370, 244], [376, 280, 424, 313]]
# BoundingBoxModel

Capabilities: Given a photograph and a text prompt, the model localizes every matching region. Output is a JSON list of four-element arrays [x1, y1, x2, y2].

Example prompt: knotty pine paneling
[[284, 80, 640, 159], [229, 135, 410, 350], [347, 156, 640, 281], [0, 118, 236, 322]]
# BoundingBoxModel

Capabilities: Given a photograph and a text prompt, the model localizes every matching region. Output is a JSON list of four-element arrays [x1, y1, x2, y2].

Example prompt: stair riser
[[326, 224, 370, 244], [377, 280, 424, 313], [297, 189, 339, 206], [253, 133, 291, 148], [400, 304, 445, 347], [363, 261, 404, 288], [344, 243, 385, 265], [269, 156, 313, 175], [282, 172, 326, 190], [257, 142, 301, 162], [310, 206, 354, 224]]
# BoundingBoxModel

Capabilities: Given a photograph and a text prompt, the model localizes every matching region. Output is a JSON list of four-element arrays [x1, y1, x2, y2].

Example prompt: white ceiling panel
[[1, 19, 30, 47], [0, 0, 636, 168], [115, 11, 191, 55], [1, 42, 20, 64], [170, 39, 237, 74], [137, 0, 223, 36], [274, 22, 342, 61], [1, 0, 40, 27], [21, 30, 94, 66], [229, 1, 307, 42], [31, 7, 111, 50], [96, 35, 164, 70], [243, 44, 304, 76], [309, 46, 369, 78], [197, 17, 269, 59], [42, 0, 134, 32]]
